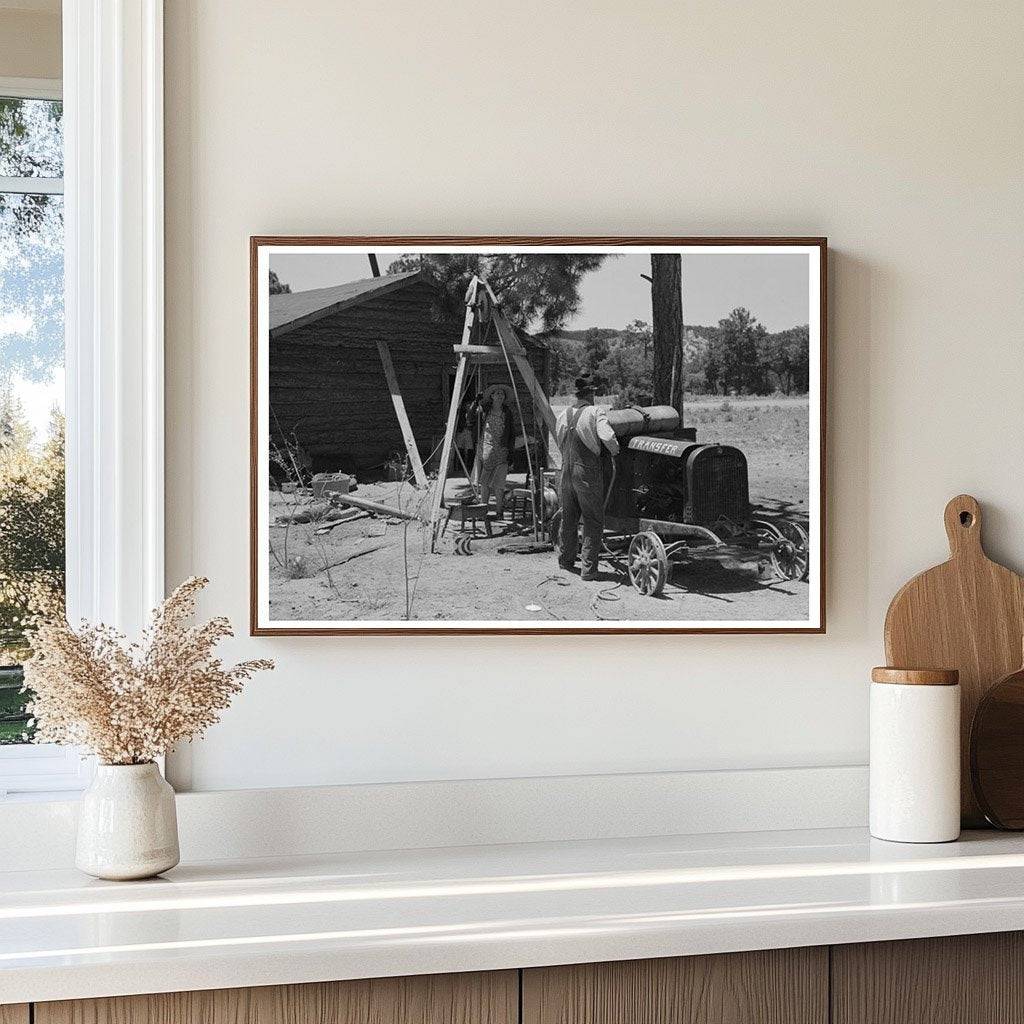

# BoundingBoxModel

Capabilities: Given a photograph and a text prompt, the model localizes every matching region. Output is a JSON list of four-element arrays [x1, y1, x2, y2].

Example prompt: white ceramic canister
[[76, 762, 180, 880], [870, 667, 961, 843]]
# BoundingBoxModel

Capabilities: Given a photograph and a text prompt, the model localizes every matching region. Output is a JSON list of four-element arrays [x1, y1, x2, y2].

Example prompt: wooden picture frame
[[250, 237, 827, 635]]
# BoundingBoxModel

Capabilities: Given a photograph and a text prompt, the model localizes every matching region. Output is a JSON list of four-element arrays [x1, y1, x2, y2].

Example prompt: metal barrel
[[604, 405, 679, 438]]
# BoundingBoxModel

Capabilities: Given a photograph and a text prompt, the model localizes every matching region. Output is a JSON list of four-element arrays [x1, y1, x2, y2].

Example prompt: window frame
[[0, 77, 61, 101], [0, 0, 165, 799]]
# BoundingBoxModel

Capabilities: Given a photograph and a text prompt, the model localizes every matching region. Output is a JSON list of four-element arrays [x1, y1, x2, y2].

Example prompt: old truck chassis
[[554, 421, 810, 597]]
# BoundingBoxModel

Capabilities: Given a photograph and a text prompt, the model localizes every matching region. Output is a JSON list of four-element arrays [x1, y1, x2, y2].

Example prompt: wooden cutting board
[[884, 494, 1024, 826]]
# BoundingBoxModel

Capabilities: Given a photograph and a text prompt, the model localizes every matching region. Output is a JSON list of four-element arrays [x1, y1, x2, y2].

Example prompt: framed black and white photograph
[[250, 237, 826, 635]]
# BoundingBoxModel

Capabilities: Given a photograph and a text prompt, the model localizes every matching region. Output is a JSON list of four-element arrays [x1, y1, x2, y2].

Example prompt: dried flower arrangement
[[22, 576, 273, 765]]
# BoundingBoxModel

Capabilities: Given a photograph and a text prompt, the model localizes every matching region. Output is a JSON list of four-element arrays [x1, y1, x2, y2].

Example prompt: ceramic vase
[[76, 762, 180, 880]]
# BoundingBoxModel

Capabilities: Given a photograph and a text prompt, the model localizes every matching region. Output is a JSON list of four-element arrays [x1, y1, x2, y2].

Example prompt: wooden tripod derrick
[[428, 276, 555, 550]]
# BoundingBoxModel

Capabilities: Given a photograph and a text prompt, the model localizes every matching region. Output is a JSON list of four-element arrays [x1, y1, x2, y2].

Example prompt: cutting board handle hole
[[944, 495, 982, 554]]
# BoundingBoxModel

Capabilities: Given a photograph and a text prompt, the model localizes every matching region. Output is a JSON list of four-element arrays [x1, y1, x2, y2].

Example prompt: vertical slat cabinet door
[[0, 1006, 29, 1024], [832, 933, 1024, 1024], [35, 971, 518, 1024], [522, 949, 828, 1024]]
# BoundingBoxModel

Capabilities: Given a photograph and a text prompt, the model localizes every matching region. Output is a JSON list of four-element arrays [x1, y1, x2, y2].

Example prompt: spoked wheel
[[768, 519, 810, 582], [628, 531, 668, 597]]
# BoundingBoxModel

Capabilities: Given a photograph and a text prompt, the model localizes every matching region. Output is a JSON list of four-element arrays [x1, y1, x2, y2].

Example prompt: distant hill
[[550, 325, 720, 343]]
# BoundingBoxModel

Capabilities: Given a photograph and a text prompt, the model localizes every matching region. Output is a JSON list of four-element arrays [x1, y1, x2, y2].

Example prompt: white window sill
[[0, 744, 94, 800]]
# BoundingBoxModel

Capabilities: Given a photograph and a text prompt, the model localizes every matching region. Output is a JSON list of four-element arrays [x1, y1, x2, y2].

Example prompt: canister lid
[[871, 667, 959, 686]]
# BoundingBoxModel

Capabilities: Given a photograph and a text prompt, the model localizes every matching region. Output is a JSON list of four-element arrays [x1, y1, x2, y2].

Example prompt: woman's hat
[[482, 383, 513, 404]]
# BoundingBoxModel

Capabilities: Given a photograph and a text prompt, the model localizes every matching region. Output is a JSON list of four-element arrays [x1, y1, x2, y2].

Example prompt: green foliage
[[0, 395, 65, 667], [1, 98, 65, 740], [0, 665, 30, 744], [0, 400, 65, 744]]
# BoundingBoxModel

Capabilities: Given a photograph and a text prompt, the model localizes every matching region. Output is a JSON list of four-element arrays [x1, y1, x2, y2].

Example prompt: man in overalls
[[555, 375, 620, 580]]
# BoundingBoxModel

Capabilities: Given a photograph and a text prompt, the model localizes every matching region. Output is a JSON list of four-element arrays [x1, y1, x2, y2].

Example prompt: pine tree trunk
[[650, 254, 683, 414]]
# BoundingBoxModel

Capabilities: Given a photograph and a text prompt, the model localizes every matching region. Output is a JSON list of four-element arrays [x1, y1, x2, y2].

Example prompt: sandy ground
[[270, 446, 806, 622], [682, 394, 810, 511], [268, 509, 809, 625], [269, 494, 809, 626], [268, 395, 811, 625]]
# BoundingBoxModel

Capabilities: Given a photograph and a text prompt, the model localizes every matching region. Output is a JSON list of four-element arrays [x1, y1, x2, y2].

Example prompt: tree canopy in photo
[[386, 253, 610, 333], [549, 310, 810, 405]]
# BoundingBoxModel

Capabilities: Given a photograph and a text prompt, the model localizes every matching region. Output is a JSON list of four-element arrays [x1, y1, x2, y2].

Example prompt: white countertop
[[4, 826, 1024, 1004]]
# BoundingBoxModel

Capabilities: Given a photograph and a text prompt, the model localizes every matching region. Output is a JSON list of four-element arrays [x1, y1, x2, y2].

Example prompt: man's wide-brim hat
[[574, 374, 599, 394]]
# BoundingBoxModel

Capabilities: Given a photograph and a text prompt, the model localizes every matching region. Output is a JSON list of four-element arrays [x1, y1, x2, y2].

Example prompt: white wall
[[164, 1, 1024, 792]]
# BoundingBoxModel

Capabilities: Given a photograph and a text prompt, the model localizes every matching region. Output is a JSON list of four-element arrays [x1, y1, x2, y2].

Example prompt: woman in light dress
[[470, 384, 516, 517]]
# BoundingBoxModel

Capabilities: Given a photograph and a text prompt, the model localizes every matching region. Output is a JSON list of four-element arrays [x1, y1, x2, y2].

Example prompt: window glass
[[0, 97, 64, 746], [0, 98, 63, 179]]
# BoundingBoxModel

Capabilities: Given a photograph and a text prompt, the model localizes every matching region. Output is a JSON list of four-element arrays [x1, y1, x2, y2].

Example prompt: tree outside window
[[0, 94, 65, 744]]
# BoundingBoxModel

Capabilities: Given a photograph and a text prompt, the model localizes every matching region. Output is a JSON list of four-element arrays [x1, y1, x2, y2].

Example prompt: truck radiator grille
[[686, 445, 749, 525]]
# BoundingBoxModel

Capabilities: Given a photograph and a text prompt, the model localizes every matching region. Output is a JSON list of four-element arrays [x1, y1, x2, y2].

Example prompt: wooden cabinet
[[34, 971, 517, 1024], [832, 932, 1024, 1024], [23, 932, 1024, 1024], [522, 948, 828, 1024]]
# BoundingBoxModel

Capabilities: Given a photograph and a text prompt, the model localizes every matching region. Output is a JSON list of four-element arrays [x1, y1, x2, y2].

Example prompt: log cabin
[[269, 271, 551, 478]]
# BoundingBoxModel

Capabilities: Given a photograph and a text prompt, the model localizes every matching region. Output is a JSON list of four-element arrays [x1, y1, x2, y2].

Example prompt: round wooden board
[[970, 665, 1024, 829]]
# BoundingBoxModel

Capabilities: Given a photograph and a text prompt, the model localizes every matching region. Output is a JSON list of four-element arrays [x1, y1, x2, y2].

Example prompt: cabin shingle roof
[[268, 268, 546, 350], [269, 270, 424, 336]]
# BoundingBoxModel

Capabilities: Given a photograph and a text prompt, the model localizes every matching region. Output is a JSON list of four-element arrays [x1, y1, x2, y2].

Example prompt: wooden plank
[[428, 303, 475, 545], [523, 949, 828, 1024], [832, 933, 1024, 1024], [375, 340, 427, 487], [333, 492, 419, 520], [453, 344, 504, 355], [0, 1006, 29, 1024], [36, 971, 517, 1024], [464, 355, 508, 365], [490, 309, 556, 434], [479, 281, 526, 355]]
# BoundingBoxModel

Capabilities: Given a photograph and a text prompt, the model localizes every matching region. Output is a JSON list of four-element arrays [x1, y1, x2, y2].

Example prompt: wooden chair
[[454, 500, 491, 537]]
